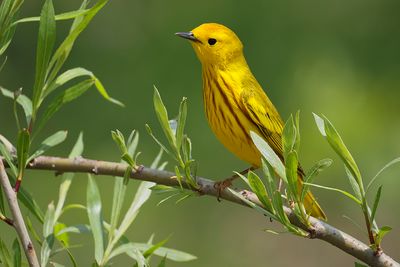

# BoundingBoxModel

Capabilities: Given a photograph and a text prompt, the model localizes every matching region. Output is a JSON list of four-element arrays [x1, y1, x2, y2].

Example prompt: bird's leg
[[214, 166, 255, 201]]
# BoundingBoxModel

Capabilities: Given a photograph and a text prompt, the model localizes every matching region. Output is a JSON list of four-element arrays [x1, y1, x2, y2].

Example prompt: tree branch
[[0, 160, 40, 267], [3, 155, 400, 267]]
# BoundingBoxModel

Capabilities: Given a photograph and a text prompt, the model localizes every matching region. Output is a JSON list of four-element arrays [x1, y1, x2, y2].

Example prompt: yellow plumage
[[177, 23, 326, 220]]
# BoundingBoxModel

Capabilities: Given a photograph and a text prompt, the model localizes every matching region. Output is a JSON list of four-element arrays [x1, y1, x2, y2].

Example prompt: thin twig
[[0, 160, 40, 267], [2, 155, 400, 267]]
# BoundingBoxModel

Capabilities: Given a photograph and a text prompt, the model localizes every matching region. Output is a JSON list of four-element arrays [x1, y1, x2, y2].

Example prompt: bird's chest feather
[[202, 72, 261, 166]]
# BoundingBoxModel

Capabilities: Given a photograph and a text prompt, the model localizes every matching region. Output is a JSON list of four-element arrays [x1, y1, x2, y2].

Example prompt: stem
[[0, 161, 39, 267], [362, 201, 376, 245], [2, 155, 396, 267]]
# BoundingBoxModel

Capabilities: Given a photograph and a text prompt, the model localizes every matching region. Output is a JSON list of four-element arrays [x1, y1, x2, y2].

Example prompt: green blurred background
[[1, 0, 400, 266]]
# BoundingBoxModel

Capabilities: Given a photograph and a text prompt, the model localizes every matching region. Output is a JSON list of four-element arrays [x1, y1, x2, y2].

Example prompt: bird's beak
[[175, 31, 201, 43]]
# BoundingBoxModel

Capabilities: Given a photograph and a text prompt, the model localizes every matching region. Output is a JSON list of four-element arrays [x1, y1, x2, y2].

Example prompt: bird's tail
[[298, 175, 327, 220]]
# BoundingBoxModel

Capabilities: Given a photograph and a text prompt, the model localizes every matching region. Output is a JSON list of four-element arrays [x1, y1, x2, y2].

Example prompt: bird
[[176, 23, 326, 220]]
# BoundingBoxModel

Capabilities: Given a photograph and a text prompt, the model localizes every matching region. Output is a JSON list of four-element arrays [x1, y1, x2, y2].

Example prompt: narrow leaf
[[282, 114, 296, 160], [41, 202, 55, 267], [367, 157, 400, 191], [153, 87, 177, 151], [285, 150, 299, 200], [37, 79, 94, 133], [301, 158, 332, 202], [304, 182, 361, 204], [175, 97, 187, 152], [315, 114, 362, 186], [28, 130, 68, 162], [32, 0, 56, 113], [247, 171, 272, 212], [124, 243, 196, 262], [250, 131, 286, 181], [12, 9, 90, 26], [86, 175, 104, 263], [12, 239, 21, 267], [370, 185, 382, 225], [375, 226, 392, 246], [0, 140, 17, 178], [0, 87, 32, 124], [0, 238, 12, 267]]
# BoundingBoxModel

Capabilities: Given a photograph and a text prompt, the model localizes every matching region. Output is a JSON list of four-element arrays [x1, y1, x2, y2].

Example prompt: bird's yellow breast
[[202, 67, 262, 167]]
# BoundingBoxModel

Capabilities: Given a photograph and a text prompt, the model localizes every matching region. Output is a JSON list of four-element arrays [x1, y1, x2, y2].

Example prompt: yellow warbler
[[176, 23, 326, 220]]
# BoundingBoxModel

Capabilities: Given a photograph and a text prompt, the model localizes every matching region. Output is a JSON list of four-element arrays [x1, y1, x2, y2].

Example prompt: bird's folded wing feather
[[241, 88, 284, 159]]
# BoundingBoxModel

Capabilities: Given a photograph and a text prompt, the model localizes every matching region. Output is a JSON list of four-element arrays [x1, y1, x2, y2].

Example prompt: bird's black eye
[[208, 38, 217, 45]]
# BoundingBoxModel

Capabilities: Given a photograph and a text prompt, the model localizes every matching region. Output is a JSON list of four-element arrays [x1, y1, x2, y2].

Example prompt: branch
[[0, 161, 40, 267], [3, 155, 400, 267]]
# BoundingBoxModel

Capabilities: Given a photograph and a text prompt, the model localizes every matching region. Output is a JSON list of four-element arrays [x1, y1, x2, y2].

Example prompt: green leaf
[[145, 124, 175, 161], [32, 0, 56, 115], [143, 237, 170, 258], [272, 190, 290, 226], [54, 133, 84, 220], [261, 158, 278, 206], [0, 238, 12, 267], [16, 128, 30, 179], [54, 223, 70, 246], [93, 76, 123, 107], [370, 185, 382, 226], [111, 130, 135, 167], [313, 114, 362, 188], [175, 97, 187, 152], [46, 0, 108, 84], [247, 171, 272, 212], [112, 181, 153, 245], [109, 166, 130, 243], [12, 239, 21, 267], [227, 188, 278, 221], [56, 224, 91, 236], [367, 157, 400, 191], [123, 243, 196, 262], [304, 182, 361, 205], [37, 79, 94, 133], [313, 113, 326, 136], [282, 114, 296, 160], [41, 202, 55, 267], [0, 0, 23, 56], [345, 166, 362, 200], [375, 226, 392, 246], [301, 158, 332, 202], [127, 130, 139, 159], [86, 175, 104, 264], [153, 87, 177, 154], [150, 185, 179, 194], [26, 216, 43, 245], [150, 149, 164, 169], [250, 131, 286, 181], [13, 176, 44, 223], [28, 130, 68, 162], [0, 87, 32, 124], [69, 132, 84, 158], [285, 150, 299, 200], [11, 9, 91, 26], [182, 135, 192, 163], [0, 140, 17, 178]]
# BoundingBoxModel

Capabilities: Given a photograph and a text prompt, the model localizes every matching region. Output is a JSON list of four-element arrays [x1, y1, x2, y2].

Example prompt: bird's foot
[[214, 166, 255, 201], [214, 177, 236, 202]]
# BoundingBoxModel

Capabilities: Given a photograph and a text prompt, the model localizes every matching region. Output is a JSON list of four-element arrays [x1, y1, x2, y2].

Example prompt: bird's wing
[[241, 84, 284, 159]]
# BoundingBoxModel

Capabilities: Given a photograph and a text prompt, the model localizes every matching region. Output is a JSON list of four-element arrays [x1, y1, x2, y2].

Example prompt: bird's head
[[176, 23, 244, 67]]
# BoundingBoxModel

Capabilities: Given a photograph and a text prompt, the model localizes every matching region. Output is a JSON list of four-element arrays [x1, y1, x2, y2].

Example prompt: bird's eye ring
[[208, 38, 217, 46]]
